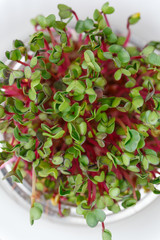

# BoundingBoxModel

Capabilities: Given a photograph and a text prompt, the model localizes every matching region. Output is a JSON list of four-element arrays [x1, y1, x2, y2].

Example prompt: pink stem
[[0, 156, 17, 170], [16, 60, 29, 67], [123, 23, 131, 47], [88, 180, 92, 205], [131, 56, 142, 60], [102, 222, 105, 232], [47, 27, 56, 46], [103, 13, 110, 27], [58, 200, 64, 217], [91, 183, 96, 203], [71, 10, 79, 21]]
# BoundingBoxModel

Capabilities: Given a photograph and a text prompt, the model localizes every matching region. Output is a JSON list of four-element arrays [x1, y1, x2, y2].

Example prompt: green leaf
[[3, 169, 22, 183], [103, 27, 112, 36], [93, 9, 101, 21], [78, 121, 87, 136], [147, 111, 159, 125], [107, 33, 117, 43], [66, 80, 85, 94], [103, 52, 113, 59], [26, 150, 35, 162], [145, 154, 159, 165], [94, 171, 105, 182], [109, 45, 130, 63], [129, 13, 141, 25], [84, 50, 101, 72], [58, 4, 72, 19], [37, 15, 47, 28], [75, 20, 84, 33], [122, 198, 137, 208], [86, 88, 97, 103], [127, 165, 140, 172], [30, 57, 37, 68], [93, 209, 106, 222], [62, 103, 80, 122], [52, 130, 65, 139], [124, 128, 140, 152], [84, 18, 94, 31], [122, 153, 132, 166], [46, 14, 56, 27], [148, 52, 160, 66], [13, 39, 24, 48], [102, 229, 112, 240], [52, 156, 63, 165], [114, 69, 122, 81], [97, 195, 113, 209], [109, 45, 122, 53], [150, 177, 160, 184], [94, 77, 107, 88], [0, 106, 5, 118], [13, 70, 24, 79], [141, 46, 154, 56], [14, 126, 30, 142], [30, 202, 43, 225], [12, 169, 23, 183], [110, 203, 120, 213], [85, 56, 95, 67], [14, 99, 29, 113], [101, 2, 115, 14], [132, 96, 144, 111], [24, 138, 36, 149], [74, 174, 83, 192], [10, 49, 22, 61], [68, 123, 80, 141], [28, 88, 36, 101], [118, 49, 130, 63], [86, 212, 98, 228], [79, 155, 89, 166], [109, 187, 120, 198], [9, 73, 15, 85], [142, 156, 149, 170]]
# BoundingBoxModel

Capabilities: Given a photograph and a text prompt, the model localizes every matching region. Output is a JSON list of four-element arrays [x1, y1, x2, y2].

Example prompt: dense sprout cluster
[[1, 2, 160, 239]]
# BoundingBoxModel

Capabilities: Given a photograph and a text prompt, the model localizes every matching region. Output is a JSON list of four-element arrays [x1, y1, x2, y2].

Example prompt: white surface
[[0, 178, 160, 240], [0, 0, 160, 239], [0, 0, 160, 59]]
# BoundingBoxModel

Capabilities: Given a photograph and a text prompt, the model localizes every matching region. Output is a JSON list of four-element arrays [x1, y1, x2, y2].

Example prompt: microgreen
[[1, 2, 160, 240]]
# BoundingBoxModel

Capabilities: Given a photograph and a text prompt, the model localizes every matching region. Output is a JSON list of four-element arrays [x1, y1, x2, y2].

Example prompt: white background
[[0, 0, 160, 239]]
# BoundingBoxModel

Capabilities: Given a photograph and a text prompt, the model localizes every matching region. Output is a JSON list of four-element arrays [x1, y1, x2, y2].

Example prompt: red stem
[[131, 56, 142, 60], [13, 157, 20, 171], [103, 13, 110, 27], [88, 180, 92, 205], [71, 10, 79, 21], [102, 222, 105, 232], [58, 200, 64, 217], [47, 27, 56, 46], [123, 23, 131, 47], [91, 183, 96, 203], [16, 60, 29, 67]]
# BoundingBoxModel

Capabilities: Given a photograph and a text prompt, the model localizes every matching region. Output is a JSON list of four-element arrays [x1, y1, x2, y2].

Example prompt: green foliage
[[1, 3, 160, 240], [84, 50, 101, 72], [102, 229, 112, 240], [58, 4, 72, 19], [101, 2, 115, 14], [128, 13, 141, 25], [86, 209, 106, 228], [30, 202, 43, 225], [124, 128, 141, 152], [148, 52, 160, 66]]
